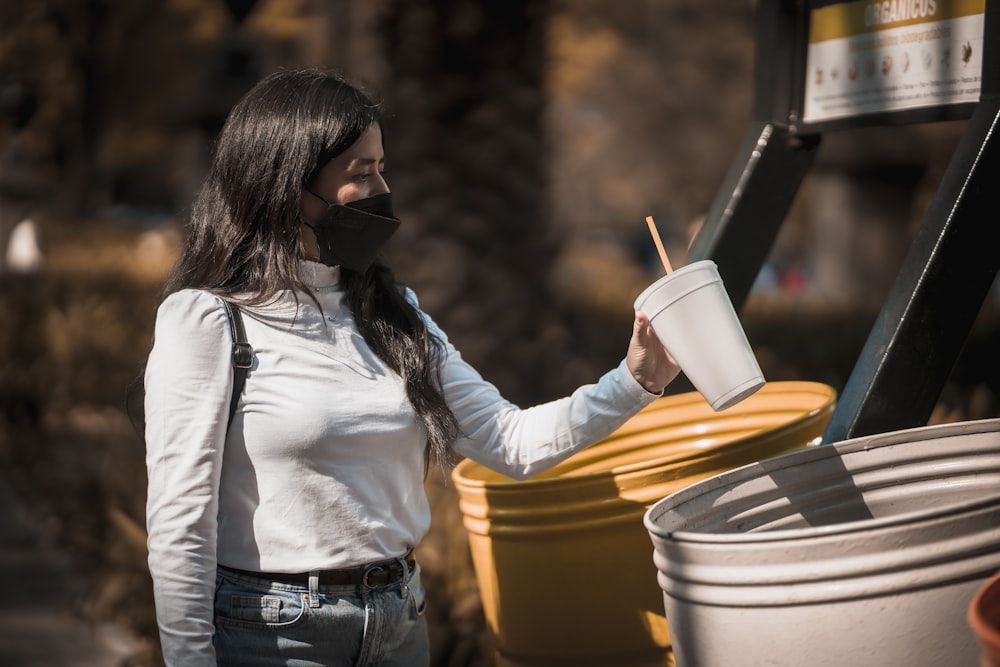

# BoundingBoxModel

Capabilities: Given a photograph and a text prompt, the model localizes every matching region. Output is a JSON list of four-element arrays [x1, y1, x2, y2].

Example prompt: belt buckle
[[362, 564, 386, 589]]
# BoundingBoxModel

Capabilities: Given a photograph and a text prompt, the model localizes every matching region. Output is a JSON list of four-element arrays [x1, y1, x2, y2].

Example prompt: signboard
[[803, 0, 986, 124]]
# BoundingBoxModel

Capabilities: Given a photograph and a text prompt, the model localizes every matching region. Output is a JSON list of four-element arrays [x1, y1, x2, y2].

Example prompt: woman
[[143, 68, 678, 667]]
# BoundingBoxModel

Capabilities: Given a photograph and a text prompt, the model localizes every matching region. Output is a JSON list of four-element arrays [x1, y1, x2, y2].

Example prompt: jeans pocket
[[230, 594, 281, 623], [407, 567, 427, 618], [214, 576, 308, 630]]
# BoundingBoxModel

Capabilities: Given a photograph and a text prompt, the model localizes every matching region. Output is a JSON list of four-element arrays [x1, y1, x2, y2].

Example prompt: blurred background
[[0, 0, 998, 665]]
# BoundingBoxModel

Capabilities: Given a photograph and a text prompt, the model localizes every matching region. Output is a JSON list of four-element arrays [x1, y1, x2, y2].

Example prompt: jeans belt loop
[[308, 571, 321, 608], [397, 555, 411, 599]]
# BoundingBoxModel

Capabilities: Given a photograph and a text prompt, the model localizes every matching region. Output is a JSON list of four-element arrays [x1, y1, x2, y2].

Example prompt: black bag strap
[[221, 300, 253, 428]]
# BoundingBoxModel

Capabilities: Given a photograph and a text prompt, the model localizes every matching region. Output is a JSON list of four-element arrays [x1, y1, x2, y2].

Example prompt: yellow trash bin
[[452, 381, 837, 667]]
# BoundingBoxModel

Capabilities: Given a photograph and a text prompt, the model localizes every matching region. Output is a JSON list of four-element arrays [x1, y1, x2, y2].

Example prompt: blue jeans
[[213, 564, 428, 667]]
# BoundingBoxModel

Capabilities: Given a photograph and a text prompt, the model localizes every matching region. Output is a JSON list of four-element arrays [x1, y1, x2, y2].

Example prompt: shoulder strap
[[221, 300, 253, 428]]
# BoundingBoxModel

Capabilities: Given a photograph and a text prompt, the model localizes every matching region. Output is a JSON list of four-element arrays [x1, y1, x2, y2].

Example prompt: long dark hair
[[159, 69, 459, 465]]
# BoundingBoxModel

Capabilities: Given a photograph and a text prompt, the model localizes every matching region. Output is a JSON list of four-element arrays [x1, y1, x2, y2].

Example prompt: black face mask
[[301, 191, 401, 273]]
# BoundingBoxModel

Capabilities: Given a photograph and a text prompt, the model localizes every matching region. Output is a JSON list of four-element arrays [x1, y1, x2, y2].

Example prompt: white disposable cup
[[634, 260, 764, 411]]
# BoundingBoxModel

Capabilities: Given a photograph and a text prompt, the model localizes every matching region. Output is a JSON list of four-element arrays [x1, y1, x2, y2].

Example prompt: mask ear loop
[[300, 187, 335, 229], [299, 188, 329, 240]]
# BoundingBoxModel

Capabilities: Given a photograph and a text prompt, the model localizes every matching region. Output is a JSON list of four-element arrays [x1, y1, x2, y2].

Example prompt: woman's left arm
[[415, 293, 679, 480]]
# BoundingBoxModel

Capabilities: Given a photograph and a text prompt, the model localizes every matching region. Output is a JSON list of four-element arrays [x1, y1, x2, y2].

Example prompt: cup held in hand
[[634, 260, 764, 411]]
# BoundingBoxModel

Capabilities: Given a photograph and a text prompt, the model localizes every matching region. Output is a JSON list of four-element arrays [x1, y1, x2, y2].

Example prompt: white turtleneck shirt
[[144, 260, 659, 666]]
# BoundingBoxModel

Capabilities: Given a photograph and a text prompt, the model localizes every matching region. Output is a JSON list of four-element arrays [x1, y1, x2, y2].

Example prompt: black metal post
[[822, 95, 1000, 443], [822, 1, 1000, 442]]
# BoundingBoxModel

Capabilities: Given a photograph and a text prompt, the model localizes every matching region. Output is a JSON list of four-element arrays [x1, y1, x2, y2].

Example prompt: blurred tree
[[0, 80, 38, 131], [224, 0, 258, 24], [0, 0, 232, 214], [379, 0, 578, 406], [0, 0, 347, 216]]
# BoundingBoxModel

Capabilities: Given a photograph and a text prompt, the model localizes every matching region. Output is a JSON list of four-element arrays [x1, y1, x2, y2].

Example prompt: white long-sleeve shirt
[[144, 260, 658, 666]]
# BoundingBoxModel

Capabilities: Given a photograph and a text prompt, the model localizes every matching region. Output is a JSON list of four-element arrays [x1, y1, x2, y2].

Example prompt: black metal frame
[[687, 0, 1000, 443]]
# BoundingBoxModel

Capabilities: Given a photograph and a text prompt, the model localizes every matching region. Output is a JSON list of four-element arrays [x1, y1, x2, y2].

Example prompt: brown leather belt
[[219, 551, 415, 589]]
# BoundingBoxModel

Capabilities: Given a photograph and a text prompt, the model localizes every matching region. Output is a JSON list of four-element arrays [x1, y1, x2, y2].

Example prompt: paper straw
[[645, 215, 673, 274]]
